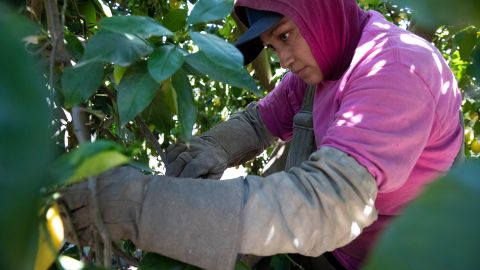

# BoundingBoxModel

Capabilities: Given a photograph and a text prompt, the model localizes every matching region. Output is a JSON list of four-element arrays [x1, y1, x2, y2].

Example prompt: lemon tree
[[2, 0, 480, 269]]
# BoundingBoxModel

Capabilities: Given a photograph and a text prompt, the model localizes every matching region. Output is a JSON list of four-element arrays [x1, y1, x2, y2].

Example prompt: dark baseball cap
[[234, 7, 283, 65]]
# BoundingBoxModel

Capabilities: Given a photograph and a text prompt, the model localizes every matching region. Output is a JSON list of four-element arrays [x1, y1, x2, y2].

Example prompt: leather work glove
[[60, 147, 378, 270], [165, 136, 228, 179], [166, 103, 274, 179], [61, 166, 244, 270]]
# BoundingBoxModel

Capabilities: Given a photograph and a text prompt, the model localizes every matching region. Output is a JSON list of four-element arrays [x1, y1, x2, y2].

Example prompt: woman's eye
[[279, 32, 290, 41], [266, 44, 276, 52]]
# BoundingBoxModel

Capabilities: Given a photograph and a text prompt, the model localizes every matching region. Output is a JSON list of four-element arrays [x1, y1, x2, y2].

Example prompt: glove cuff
[[137, 176, 245, 270], [203, 103, 275, 167]]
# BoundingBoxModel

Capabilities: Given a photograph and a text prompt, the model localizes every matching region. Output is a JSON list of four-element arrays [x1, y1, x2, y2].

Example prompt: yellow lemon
[[34, 204, 64, 270], [169, 0, 182, 9], [213, 97, 221, 106], [465, 128, 474, 144], [472, 139, 480, 154], [469, 111, 479, 122]]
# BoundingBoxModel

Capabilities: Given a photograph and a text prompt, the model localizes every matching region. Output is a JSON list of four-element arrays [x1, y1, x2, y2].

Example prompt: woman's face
[[260, 17, 324, 84]]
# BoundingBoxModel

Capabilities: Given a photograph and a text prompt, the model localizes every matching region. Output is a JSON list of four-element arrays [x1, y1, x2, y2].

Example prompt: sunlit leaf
[[187, 0, 234, 25], [52, 140, 129, 185], [117, 62, 160, 126], [163, 9, 188, 32], [66, 151, 129, 185], [190, 31, 243, 69], [61, 61, 104, 108], [172, 69, 196, 142], [364, 159, 480, 270], [113, 65, 127, 85], [185, 52, 260, 96], [148, 45, 185, 83], [99, 15, 173, 38], [81, 30, 153, 67]]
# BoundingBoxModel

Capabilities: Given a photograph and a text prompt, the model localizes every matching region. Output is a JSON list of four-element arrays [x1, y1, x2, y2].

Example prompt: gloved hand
[[60, 167, 150, 245], [60, 147, 378, 270], [61, 166, 244, 270], [165, 136, 228, 179], [165, 103, 275, 179]]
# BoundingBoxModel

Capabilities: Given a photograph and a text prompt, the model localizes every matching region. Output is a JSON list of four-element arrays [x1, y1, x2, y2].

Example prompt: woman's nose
[[278, 49, 293, 69]]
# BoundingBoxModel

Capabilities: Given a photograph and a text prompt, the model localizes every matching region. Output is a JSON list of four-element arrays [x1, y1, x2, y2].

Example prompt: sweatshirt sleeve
[[257, 72, 306, 141], [320, 62, 437, 193]]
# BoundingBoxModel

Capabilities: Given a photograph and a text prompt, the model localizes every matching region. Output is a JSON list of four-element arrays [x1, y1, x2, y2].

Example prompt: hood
[[234, 0, 369, 81]]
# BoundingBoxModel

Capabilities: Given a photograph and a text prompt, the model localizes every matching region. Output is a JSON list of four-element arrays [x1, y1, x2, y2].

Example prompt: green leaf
[[64, 32, 85, 60], [453, 26, 479, 60], [142, 79, 176, 133], [117, 62, 161, 126], [190, 31, 243, 69], [390, 0, 480, 27], [68, 151, 129, 184], [78, 0, 97, 28], [235, 260, 252, 270], [61, 61, 104, 108], [99, 15, 173, 38], [270, 255, 291, 270], [467, 45, 480, 82], [172, 69, 197, 143], [187, 0, 234, 25], [148, 45, 185, 83], [364, 159, 480, 270], [0, 10, 53, 270], [113, 65, 128, 84], [139, 253, 190, 270], [1, 10, 41, 40], [185, 52, 260, 96], [163, 9, 188, 32], [52, 140, 129, 185], [81, 30, 153, 67]]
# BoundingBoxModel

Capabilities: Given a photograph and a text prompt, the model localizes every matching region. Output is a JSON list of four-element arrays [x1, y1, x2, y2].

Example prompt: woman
[[63, 1, 463, 269]]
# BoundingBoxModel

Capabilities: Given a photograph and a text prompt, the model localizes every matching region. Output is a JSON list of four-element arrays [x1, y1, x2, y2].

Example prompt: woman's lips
[[295, 67, 306, 76]]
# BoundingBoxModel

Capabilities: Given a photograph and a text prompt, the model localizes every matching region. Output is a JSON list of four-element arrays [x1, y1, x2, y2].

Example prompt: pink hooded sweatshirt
[[235, 0, 463, 269]]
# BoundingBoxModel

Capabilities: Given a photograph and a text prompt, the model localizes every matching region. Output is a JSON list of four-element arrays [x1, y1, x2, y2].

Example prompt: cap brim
[[234, 14, 282, 65]]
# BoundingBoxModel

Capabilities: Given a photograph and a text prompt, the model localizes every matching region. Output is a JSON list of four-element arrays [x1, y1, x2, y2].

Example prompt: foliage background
[[0, 0, 479, 269]]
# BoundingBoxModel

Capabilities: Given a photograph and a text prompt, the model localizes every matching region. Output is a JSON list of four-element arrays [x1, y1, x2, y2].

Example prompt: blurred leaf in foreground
[[364, 159, 480, 270]]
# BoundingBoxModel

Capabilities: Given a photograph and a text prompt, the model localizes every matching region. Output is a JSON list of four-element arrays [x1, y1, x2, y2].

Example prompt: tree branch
[[57, 202, 86, 262], [27, 0, 44, 21], [135, 116, 167, 164], [45, 0, 113, 266]]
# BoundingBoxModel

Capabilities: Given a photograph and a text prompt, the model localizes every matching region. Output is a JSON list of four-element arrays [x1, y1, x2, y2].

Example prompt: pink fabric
[[257, 11, 463, 270], [235, 0, 368, 80]]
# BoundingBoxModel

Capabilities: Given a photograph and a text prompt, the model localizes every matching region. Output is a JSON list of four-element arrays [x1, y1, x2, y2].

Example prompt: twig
[[33, 41, 51, 55], [72, 106, 113, 267], [112, 245, 140, 267], [71, 107, 89, 143], [71, 0, 87, 39], [27, 0, 44, 21], [57, 201, 86, 262], [135, 116, 167, 164]]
